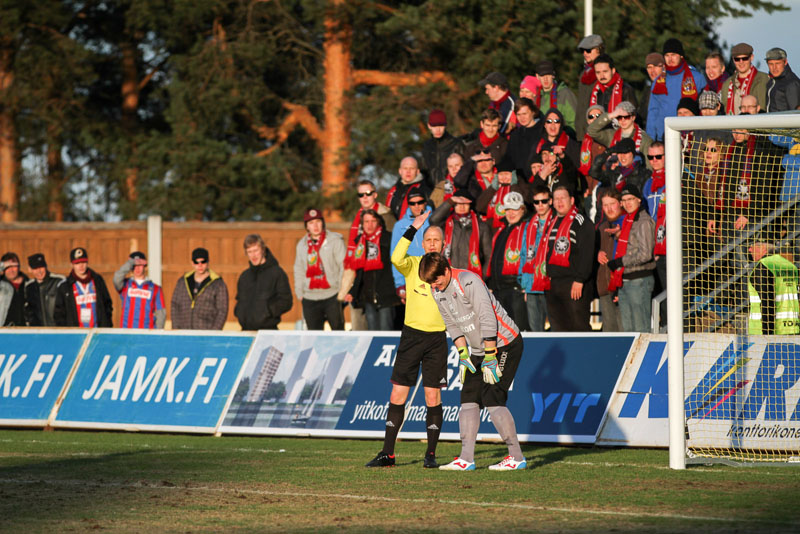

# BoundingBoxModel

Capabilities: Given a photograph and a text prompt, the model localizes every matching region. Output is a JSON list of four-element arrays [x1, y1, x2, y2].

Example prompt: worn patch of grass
[[0, 430, 798, 533]]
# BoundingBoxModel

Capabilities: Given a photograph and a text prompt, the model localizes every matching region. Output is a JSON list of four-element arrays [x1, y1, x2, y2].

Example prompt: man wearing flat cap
[[54, 247, 113, 327], [765, 47, 800, 112], [479, 71, 516, 135], [171, 247, 229, 330], [638, 52, 665, 131], [576, 34, 605, 138], [24, 253, 65, 326], [293, 208, 345, 330], [721, 42, 769, 115], [114, 251, 166, 329], [647, 38, 706, 141]]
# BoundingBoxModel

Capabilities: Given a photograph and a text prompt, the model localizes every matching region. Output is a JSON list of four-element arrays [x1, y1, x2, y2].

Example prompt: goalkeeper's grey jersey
[[432, 268, 519, 355]]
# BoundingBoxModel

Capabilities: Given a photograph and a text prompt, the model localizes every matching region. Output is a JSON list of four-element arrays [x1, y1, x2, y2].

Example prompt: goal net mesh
[[679, 125, 800, 464]]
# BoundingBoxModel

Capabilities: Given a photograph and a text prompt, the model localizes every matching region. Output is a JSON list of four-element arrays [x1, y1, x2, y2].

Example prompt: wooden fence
[[0, 220, 354, 329]]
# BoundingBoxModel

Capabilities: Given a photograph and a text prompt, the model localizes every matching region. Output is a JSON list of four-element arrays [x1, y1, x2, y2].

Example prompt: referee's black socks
[[426, 404, 443, 455], [382, 402, 405, 455]]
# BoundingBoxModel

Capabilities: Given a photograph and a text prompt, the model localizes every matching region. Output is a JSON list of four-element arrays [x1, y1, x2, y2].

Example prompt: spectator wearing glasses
[[171, 247, 229, 330], [420, 109, 464, 190], [530, 108, 580, 171], [391, 190, 433, 302], [534, 59, 578, 133], [113, 251, 166, 329], [587, 101, 653, 166], [342, 180, 396, 330], [519, 183, 555, 331], [642, 142, 668, 304], [576, 34, 605, 139], [721, 42, 769, 115], [638, 52, 665, 131], [765, 47, 800, 112], [703, 51, 729, 94], [646, 38, 705, 142], [293, 208, 346, 330]]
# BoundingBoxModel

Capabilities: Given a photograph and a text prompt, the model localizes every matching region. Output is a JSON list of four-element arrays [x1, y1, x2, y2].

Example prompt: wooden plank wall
[[0, 221, 353, 329]]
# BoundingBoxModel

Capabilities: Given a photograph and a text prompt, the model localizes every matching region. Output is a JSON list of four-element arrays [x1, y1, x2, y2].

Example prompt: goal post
[[665, 112, 800, 469]]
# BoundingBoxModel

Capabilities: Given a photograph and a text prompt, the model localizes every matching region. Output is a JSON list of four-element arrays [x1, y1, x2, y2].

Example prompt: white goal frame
[[665, 112, 800, 469]]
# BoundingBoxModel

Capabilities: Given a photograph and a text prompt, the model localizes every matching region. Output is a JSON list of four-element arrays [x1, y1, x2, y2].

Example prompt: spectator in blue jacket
[[390, 190, 431, 302], [647, 38, 706, 141]]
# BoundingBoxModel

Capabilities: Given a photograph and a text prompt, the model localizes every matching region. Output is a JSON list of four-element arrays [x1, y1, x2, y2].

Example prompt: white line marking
[[0, 477, 791, 525]]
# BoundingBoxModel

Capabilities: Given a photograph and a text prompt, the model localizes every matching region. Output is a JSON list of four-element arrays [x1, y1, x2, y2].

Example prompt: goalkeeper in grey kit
[[419, 252, 526, 471]]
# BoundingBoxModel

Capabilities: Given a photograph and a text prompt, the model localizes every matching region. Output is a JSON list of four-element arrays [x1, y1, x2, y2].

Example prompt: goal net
[[665, 112, 800, 467]]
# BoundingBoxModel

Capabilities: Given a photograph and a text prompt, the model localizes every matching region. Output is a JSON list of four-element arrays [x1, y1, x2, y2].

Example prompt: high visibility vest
[[748, 254, 800, 335]]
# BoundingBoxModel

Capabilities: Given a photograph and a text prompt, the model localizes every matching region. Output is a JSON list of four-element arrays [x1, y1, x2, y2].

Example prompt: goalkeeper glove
[[481, 347, 502, 384], [457, 346, 477, 384]]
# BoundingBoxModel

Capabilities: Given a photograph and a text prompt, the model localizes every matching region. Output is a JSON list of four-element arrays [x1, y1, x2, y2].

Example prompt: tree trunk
[[0, 48, 17, 222], [121, 39, 139, 205], [320, 0, 352, 221], [47, 124, 64, 221]]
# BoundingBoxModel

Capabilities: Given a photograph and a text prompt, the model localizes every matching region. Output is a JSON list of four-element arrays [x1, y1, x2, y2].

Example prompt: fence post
[[147, 215, 162, 286]]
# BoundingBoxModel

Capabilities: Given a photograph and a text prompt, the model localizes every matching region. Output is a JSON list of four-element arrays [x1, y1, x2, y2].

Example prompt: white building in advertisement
[[318, 351, 354, 404], [246, 346, 284, 402], [284, 347, 319, 403]]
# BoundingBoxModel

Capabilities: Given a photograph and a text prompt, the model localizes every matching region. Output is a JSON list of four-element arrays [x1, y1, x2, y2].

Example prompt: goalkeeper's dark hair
[[419, 252, 451, 284]]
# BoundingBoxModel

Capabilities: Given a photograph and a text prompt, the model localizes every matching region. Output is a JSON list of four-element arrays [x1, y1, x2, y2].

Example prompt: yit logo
[[531, 392, 601, 424]]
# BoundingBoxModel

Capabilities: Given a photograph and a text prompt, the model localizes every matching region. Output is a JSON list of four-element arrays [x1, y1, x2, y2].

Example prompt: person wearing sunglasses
[[575, 33, 605, 139], [531, 108, 580, 172], [390, 190, 433, 302], [646, 38, 705, 142], [721, 42, 769, 115], [587, 101, 653, 169], [113, 251, 165, 329], [171, 247, 229, 330]]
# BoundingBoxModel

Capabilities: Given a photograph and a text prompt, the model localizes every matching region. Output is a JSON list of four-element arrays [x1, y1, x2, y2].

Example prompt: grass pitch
[[0, 430, 798, 533]]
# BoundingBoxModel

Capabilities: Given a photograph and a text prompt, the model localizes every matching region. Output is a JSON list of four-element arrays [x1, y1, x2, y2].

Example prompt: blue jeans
[[618, 275, 654, 332], [363, 302, 395, 331], [525, 293, 547, 332]]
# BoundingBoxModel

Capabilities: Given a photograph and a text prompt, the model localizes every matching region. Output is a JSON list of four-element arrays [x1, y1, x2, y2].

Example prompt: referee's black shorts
[[461, 335, 523, 407], [390, 325, 448, 389]]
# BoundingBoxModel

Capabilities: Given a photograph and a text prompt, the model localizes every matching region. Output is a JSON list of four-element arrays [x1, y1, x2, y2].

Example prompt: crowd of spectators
[[2, 36, 798, 333]]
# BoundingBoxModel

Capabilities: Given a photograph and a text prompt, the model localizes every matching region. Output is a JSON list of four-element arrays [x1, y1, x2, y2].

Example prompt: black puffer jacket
[[234, 248, 293, 330]]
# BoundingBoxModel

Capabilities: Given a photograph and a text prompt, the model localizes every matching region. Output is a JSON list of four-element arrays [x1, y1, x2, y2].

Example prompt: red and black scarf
[[306, 232, 331, 289], [608, 211, 636, 291], [486, 185, 512, 230], [536, 131, 569, 154], [535, 84, 558, 110], [654, 197, 667, 256], [444, 212, 483, 276], [522, 211, 554, 290], [487, 222, 524, 277], [475, 169, 494, 191], [362, 227, 384, 272], [722, 135, 757, 209], [612, 123, 643, 152], [590, 71, 624, 111], [548, 206, 578, 267], [581, 61, 597, 85], [578, 135, 595, 176], [386, 183, 422, 221], [726, 67, 759, 115], [652, 60, 698, 100]]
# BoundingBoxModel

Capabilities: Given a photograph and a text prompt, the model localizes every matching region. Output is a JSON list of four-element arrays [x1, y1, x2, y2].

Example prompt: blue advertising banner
[[0, 331, 88, 426], [55, 331, 253, 432], [338, 333, 636, 443]]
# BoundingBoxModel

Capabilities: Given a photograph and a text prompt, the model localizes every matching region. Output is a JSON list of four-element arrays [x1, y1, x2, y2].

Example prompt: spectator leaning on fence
[[114, 252, 166, 329], [294, 208, 345, 330], [54, 247, 113, 328], [171, 247, 229, 330], [23, 253, 65, 327], [234, 234, 293, 330]]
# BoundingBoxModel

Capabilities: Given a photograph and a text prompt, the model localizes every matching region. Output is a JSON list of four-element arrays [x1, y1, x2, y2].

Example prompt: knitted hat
[[520, 75, 541, 94], [614, 101, 637, 115], [677, 97, 700, 116], [427, 109, 447, 127], [662, 38, 685, 57], [621, 184, 642, 199]]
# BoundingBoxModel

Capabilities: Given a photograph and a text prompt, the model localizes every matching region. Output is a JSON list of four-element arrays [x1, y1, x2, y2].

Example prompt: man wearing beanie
[[293, 208, 345, 330], [420, 109, 464, 190], [535, 59, 578, 132], [647, 38, 706, 141], [171, 247, 229, 330], [23, 253, 66, 326], [721, 42, 769, 115], [54, 247, 113, 327], [0, 252, 28, 326], [114, 251, 166, 329]]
